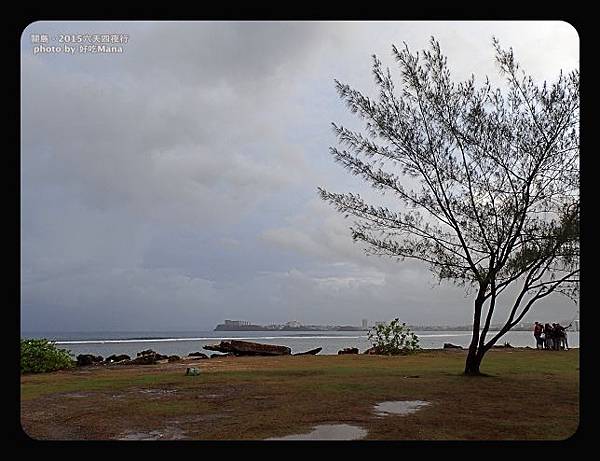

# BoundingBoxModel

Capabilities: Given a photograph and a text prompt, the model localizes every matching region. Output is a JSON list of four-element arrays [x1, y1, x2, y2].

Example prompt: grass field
[[20, 348, 579, 440]]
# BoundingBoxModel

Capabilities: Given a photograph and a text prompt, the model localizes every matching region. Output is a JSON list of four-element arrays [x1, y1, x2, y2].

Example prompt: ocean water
[[21, 329, 579, 358]]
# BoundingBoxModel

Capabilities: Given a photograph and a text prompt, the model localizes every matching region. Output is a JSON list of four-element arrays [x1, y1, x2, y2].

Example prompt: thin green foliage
[[367, 318, 420, 355]]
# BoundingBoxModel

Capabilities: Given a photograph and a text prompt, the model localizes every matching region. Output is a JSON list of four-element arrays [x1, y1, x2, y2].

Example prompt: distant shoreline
[[214, 326, 368, 332], [213, 326, 542, 332], [22, 330, 579, 358]]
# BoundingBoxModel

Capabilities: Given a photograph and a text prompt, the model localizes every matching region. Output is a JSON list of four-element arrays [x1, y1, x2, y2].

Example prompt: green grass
[[21, 372, 182, 401], [20, 349, 579, 440]]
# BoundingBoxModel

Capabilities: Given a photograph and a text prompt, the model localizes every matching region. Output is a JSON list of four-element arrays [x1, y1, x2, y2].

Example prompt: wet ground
[[117, 427, 188, 440], [266, 424, 368, 440], [265, 400, 432, 440], [373, 400, 431, 417], [21, 350, 579, 440]]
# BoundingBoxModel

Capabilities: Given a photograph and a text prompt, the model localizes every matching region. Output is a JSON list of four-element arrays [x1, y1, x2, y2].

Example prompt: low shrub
[[367, 318, 420, 355], [21, 338, 75, 373]]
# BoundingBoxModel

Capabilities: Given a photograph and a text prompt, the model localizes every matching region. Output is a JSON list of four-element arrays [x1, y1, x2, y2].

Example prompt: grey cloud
[[21, 53, 310, 225], [21, 21, 578, 331], [21, 266, 220, 331], [122, 22, 341, 86]]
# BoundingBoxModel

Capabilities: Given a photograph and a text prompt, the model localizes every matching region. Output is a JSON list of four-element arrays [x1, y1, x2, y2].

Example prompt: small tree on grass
[[319, 37, 579, 375], [21, 339, 74, 373], [368, 318, 420, 355]]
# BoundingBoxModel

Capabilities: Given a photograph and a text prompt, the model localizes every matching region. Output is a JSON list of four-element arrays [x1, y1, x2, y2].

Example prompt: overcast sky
[[20, 21, 579, 332]]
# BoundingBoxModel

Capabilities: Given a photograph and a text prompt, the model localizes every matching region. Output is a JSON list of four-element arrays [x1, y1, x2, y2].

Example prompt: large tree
[[319, 37, 579, 375]]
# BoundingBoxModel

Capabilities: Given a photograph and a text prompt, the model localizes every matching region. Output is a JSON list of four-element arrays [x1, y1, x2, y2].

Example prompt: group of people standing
[[533, 322, 570, 350]]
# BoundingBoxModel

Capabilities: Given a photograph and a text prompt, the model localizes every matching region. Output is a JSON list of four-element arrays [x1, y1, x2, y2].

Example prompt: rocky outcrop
[[363, 346, 384, 355], [128, 355, 159, 365], [210, 353, 235, 358], [167, 355, 181, 362], [188, 352, 209, 359], [203, 340, 291, 356], [443, 343, 463, 349], [293, 347, 322, 356], [137, 349, 160, 357], [127, 350, 168, 365], [105, 354, 131, 364], [76, 354, 104, 366], [338, 347, 359, 355]]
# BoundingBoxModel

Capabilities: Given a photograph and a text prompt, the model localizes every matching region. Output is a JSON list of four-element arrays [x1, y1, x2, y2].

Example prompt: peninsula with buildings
[[214, 319, 368, 331], [214, 319, 579, 332]]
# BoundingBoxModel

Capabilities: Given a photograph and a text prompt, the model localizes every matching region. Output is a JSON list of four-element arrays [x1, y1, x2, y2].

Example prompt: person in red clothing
[[533, 322, 544, 349]]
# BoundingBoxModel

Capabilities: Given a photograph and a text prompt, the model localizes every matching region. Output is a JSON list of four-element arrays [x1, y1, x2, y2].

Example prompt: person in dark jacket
[[544, 323, 554, 350], [554, 323, 568, 350]]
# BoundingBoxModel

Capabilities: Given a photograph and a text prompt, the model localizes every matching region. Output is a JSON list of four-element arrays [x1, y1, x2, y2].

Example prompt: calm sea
[[21, 329, 579, 358]]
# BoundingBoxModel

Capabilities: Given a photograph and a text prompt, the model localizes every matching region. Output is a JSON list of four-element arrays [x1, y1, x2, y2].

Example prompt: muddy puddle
[[373, 400, 430, 416], [266, 424, 368, 440]]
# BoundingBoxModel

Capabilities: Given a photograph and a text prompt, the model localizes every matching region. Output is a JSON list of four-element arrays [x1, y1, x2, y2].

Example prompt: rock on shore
[[188, 352, 209, 359], [76, 354, 104, 366], [338, 347, 359, 355], [127, 350, 169, 365], [203, 340, 291, 356], [293, 347, 322, 356], [105, 354, 131, 364]]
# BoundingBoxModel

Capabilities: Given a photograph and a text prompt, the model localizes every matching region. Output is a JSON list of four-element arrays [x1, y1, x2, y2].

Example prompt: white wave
[[54, 332, 475, 345], [418, 333, 473, 338], [55, 335, 364, 345]]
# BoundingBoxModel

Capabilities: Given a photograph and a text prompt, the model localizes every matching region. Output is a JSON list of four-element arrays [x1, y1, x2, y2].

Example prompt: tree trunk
[[464, 351, 483, 375], [465, 347, 489, 375], [464, 295, 485, 375]]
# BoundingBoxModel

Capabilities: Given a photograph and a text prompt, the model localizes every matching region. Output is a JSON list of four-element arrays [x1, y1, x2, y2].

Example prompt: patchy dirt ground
[[20, 349, 579, 440]]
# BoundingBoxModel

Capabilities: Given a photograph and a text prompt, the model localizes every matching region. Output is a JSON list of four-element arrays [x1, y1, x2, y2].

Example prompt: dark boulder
[[128, 349, 168, 365], [210, 353, 235, 358], [363, 346, 383, 355], [443, 343, 463, 349], [167, 355, 181, 362], [338, 347, 359, 355], [293, 347, 322, 356], [76, 354, 104, 366], [203, 340, 291, 356], [188, 352, 209, 359], [140, 349, 168, 360], [105, 354, 131, 364], [128, 354, 158, 365], [137, 349, 156, 357]]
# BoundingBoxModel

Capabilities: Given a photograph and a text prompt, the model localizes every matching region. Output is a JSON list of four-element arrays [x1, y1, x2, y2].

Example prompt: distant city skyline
[[212, 317, 579, 332]]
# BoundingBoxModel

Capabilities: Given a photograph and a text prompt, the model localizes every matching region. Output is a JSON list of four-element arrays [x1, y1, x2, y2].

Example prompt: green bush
[[21, 338, 75, 373], [367, 318, 420, 355]]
